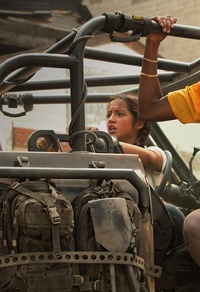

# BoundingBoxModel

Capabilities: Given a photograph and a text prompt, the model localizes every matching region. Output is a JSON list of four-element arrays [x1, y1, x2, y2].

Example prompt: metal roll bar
[[0, 12, 200, 150]]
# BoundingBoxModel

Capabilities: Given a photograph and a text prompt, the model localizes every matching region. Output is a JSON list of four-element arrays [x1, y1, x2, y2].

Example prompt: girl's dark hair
[[108, 93, 151, 147]]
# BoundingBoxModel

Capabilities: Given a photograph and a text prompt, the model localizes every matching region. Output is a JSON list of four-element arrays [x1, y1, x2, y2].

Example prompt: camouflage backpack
[[73, 179, 150, 292], [0, 179, 81, 292]]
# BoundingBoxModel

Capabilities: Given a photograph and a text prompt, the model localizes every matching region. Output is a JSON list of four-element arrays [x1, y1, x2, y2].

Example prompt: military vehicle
[[0, 12, 200, 292]]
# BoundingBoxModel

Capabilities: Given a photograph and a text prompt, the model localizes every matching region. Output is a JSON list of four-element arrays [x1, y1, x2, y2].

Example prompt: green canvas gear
[[0, 179, 81, 292], [150, 187, 177, 265], [73, 179, 150, 292]]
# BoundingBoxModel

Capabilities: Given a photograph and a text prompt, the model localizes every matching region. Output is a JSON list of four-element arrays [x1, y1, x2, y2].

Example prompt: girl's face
[[106, 99, 144, 144]]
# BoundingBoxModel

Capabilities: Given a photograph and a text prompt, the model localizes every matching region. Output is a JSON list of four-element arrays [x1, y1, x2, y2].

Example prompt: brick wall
[[13, 127, 70, 151], [84, 0, 200, 62]]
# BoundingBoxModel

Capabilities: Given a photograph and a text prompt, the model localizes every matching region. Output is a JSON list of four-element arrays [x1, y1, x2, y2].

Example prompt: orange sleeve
[[167, 82, 200, 123]]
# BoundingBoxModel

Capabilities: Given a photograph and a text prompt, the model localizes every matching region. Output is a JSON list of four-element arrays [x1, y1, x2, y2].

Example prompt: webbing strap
[[52, 224, 61, 256]]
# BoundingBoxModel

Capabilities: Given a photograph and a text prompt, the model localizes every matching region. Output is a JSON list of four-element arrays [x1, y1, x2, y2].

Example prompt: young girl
[[106, 93, 185, 248], [106, 93, 166, 190]]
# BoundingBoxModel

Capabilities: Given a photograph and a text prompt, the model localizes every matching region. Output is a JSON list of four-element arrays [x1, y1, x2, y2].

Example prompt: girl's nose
[[108, 113, 115, 121]]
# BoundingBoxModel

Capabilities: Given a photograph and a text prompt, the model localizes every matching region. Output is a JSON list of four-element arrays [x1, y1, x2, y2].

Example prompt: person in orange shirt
[[137, 16, 200, 268], [137, 16, 200, 124]]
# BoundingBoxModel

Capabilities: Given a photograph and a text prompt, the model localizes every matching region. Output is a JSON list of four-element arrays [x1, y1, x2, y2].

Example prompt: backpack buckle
[[93, 280, 101, 291], [9, 181, 20, 190], [47, 206, 61, 224], [73, 275, 84, 286]]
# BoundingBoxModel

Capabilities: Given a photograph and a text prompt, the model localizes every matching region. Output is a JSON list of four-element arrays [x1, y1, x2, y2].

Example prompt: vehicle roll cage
[[0, 12, 200, 181]]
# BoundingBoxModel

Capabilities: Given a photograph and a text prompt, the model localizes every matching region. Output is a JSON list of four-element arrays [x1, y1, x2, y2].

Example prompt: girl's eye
[[106, 111, 125, 118]]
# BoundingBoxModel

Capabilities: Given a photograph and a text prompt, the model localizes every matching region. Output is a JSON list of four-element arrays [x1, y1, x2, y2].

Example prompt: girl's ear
[[135, 119, 144, 130]]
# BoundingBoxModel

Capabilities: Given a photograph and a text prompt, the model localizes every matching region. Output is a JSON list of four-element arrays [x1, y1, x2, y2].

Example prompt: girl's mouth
[[108, 126, 116, 134]]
